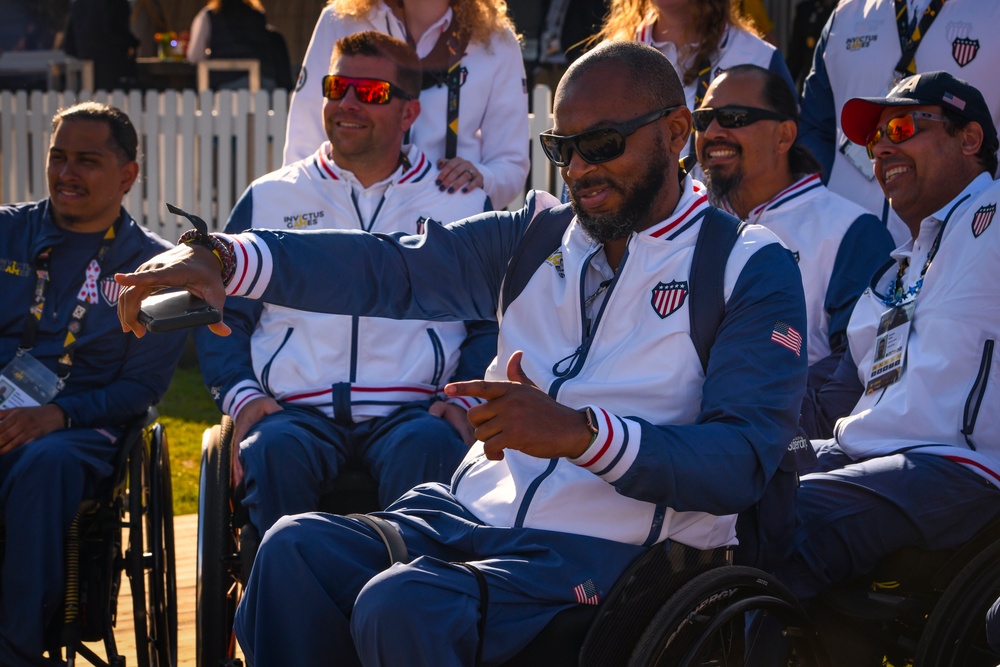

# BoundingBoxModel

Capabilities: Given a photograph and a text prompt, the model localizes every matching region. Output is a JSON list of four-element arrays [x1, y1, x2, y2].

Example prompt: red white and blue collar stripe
[[747, 173, 822, 223], [647, 179, 711, 240]]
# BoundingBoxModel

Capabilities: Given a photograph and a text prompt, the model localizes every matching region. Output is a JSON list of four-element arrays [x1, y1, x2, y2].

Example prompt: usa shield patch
[[100, 277, 122, 306], [972, 203, 995, 238], [952, 37, 980, 67], [650, 280, 687, 319]]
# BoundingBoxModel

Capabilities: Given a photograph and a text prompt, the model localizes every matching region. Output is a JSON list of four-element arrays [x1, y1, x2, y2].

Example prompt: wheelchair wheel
[[914, 537, 1000, 666], [628, 566, 827, 667], [149, 425, 178, 665], [197, 417, 242, 667], [128, 422, 178, 667]]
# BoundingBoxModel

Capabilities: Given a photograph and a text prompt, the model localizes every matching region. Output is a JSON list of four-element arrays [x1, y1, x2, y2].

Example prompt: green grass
[[158, 360, 220, 516]]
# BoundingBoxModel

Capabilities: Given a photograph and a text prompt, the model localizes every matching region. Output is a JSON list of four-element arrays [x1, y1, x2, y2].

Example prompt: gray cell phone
[[138, 291, 221, 333]]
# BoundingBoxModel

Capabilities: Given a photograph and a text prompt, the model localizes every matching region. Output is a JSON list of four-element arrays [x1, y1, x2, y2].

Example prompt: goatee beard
[[569, 142, 671, 244], [702, 146, 746, 215]]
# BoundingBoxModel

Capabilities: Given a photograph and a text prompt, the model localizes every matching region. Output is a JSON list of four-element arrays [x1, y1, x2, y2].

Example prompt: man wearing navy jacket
[[0, 102, 184, 667], [117, 41, 808, 667]]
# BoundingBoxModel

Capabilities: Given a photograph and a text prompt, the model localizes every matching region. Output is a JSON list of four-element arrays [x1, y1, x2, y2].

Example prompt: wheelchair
[[196, 409, 1000, 667], [810, 512, 1000, 667], [0, 408, 176, 667], [196, 415, 827, 667], [197, 416, 379, 667]]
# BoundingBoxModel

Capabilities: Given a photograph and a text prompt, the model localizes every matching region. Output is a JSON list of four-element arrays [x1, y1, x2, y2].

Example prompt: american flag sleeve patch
[[224, 232, 272, 300], [573, 578, 600, 605], [771, 320, 802, 356]]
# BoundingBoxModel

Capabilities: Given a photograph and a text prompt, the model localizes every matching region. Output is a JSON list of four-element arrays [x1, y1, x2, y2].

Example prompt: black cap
[[841, 71, 998, 150]]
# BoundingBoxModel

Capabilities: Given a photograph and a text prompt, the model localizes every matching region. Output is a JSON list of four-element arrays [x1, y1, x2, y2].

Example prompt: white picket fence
[[0, 86, 561, 240]]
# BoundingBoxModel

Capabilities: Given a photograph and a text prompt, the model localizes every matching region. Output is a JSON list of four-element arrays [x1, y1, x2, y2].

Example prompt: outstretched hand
[[115, 244, 231, 338], [444, 350, 593, 461]]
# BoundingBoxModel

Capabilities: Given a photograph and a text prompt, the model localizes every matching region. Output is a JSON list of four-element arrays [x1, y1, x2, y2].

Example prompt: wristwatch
[[582, 407, 600, 446]]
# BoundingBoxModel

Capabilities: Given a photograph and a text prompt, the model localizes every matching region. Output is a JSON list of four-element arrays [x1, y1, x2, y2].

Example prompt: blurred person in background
[[63, 0, 138, 90], [283, 0, 530, 209], [593, 0, 794, 170], [186, 0, 293, 90]]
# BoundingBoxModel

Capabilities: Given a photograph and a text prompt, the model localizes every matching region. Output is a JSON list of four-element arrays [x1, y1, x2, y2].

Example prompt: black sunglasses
[[692, 105, 791, 132], [539, 105, 682, 167]]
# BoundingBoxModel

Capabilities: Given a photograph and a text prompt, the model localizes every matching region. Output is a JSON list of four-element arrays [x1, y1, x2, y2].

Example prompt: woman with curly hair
[[283, 0, 529, 208], [595, 0, 794, 165]]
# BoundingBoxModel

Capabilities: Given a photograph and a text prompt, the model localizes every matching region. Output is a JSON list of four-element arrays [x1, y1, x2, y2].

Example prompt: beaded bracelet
[[166, 203, 237, 285], [178, 228, 237, 285]]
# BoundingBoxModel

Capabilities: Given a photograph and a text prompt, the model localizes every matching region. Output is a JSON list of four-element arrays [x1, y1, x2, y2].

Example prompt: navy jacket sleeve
[[194, 188, 264, 410], [245, 195, 548, 322], [799, 11, 837, 182], [809, 213, 895, 386], [446, 197, 501, 382], [800, 344, 863, 440], [450, 319, 499, 383], [610, 243, 809, 515]]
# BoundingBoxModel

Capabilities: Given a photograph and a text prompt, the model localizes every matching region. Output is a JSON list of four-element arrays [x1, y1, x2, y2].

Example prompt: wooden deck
[[83, 513, 244, 667]]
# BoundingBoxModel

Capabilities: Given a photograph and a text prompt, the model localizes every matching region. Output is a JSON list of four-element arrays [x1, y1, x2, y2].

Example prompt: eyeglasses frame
[[865, 110, 950, 159], [321, 75, 417, 105], [539, 105, 684, 167], [691, 105, 793, 133]]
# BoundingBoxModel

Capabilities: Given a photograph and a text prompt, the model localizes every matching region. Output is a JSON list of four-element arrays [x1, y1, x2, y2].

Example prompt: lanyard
[[893, 0, 947, 78], [21, 219, 119, 380], [882, 214, 951, 307], [404, 13, 469, 160]]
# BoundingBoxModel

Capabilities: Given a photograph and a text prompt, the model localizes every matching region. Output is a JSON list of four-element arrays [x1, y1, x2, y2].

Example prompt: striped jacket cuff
[[443, 395, 485, 412], [223, 380, 268, 421], [567, 406, 641, 483], [223, 232, 273, 299]]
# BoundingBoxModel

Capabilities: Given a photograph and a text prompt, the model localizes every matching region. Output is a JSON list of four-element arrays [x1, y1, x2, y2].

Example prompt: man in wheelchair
[[117, 41, 809, 666], [785, 72, 1000, 663], [193, 31, 497, 541], [0, 103, 185, 666]]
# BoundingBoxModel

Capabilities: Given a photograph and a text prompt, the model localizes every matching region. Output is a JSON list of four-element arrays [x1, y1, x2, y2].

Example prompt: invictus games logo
[[846, 34, 878, 51], [545, 251, 564, 278], [284, 211, 324, 228]]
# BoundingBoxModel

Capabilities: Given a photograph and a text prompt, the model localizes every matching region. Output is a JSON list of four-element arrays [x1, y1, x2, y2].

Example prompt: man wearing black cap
[[785, 71, 1000, 663]]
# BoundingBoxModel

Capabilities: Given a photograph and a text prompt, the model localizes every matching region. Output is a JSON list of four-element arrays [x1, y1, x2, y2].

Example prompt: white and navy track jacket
[[282, 1, 530, 209], [747, 174, 895, 371], [800, 0, 1000, 243], [635, 21, 794, 114], [194, 144, 495, 423], [835, 173, 1000, 486], [214, 179, 808, 550]]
